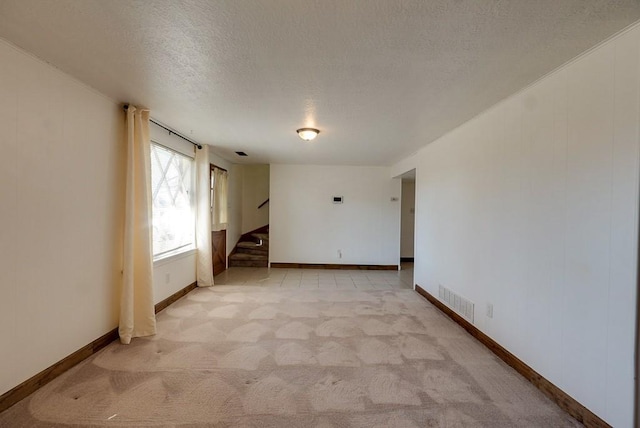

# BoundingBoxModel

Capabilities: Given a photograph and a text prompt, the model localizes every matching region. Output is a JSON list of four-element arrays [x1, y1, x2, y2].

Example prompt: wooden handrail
[[258, 198, 269, 209]]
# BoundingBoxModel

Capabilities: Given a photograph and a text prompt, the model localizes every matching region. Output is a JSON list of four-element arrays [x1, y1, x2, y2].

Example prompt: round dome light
[[296, 128, 320, 141]]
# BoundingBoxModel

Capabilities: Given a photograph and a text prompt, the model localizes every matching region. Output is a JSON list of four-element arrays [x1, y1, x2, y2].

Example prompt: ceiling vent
[[235, 151, 248, 156]]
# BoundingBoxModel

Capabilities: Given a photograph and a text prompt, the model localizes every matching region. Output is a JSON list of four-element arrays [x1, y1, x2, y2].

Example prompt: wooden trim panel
[[400, 257, 414, 262], [415, 284, 611, 428], [0, 281, 198, 414], [271, 262, 398, 270]]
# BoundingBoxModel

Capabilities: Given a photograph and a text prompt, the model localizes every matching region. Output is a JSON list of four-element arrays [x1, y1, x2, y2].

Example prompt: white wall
[[153, 252, 196, 302], [390, 151, 419, 178], [240, 164, 270, 234], [400, 180, 415, 258], [270, 165, 401, 265], [396, 25, 640, 427], [0, 39, 124, 395]]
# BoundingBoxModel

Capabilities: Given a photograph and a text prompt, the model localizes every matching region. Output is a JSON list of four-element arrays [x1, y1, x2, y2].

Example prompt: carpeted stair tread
[[237, 241, 268, 249], [252, 233, 269, 241], [236, 248, 269, 256], [229, 253, 268, 261]]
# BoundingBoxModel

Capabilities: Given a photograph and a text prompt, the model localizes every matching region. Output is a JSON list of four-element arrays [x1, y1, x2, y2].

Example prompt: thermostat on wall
[[333, 196, 344, 204]]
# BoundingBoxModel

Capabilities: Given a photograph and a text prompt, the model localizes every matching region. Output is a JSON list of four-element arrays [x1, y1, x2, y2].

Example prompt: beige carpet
[[0, 285, 580, 427]]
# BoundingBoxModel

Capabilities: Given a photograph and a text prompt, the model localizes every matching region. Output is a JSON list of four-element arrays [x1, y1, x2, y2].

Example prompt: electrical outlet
[[337, 249, 342, 259], [165, 273, 171, 284], [486, 303, 493, 318]]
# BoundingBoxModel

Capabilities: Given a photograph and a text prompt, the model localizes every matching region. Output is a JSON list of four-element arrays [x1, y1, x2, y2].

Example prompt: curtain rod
[[123, 105, 202, 150]]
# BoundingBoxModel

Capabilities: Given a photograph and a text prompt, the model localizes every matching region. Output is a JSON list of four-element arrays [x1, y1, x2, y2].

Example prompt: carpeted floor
[[0, 271, 580, 427]]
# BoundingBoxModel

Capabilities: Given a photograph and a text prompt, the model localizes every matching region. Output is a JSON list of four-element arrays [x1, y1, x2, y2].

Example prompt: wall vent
[[438, 284, 474, 323]]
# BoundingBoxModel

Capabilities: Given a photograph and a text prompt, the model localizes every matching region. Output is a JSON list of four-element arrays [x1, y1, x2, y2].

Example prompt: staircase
[[229, 227, 269, 268]]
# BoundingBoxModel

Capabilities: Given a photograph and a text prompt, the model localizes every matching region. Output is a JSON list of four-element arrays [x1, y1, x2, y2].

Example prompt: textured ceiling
[[1, 1, 639, 165]]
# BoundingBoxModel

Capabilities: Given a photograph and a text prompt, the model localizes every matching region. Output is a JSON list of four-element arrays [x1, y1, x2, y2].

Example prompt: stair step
[[229, 259, 268, 268], [252, 233, 269, 241], [236, 247, 269, 256], [237, 241, 268, 249], [229, 253, 268, 261]]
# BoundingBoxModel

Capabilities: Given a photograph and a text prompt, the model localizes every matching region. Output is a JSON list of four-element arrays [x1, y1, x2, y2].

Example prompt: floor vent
[[438, 284, 474, 323]]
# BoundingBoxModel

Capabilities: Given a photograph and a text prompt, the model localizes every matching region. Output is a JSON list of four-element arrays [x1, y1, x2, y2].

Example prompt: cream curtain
[[195, 145, 214, 287], [120, 106, 156, 345], [212, 167, 228, 231]]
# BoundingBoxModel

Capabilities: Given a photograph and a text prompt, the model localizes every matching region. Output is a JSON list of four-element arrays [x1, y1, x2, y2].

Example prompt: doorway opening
[[399, 169, 416, 273], [400, 169, 416, 263]]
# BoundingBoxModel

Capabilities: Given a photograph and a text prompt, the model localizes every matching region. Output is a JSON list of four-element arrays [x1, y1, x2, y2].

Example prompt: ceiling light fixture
[[296, 128, 320, 141]]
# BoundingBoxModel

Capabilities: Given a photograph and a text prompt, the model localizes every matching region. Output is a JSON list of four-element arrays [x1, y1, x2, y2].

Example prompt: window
[[210, 165, 228, 231], [150, 142, 195, 259]]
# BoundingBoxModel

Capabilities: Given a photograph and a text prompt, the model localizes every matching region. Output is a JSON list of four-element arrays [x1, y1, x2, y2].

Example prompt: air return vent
[[235, 151, 248, 156], [438, 284, 474, 323]]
